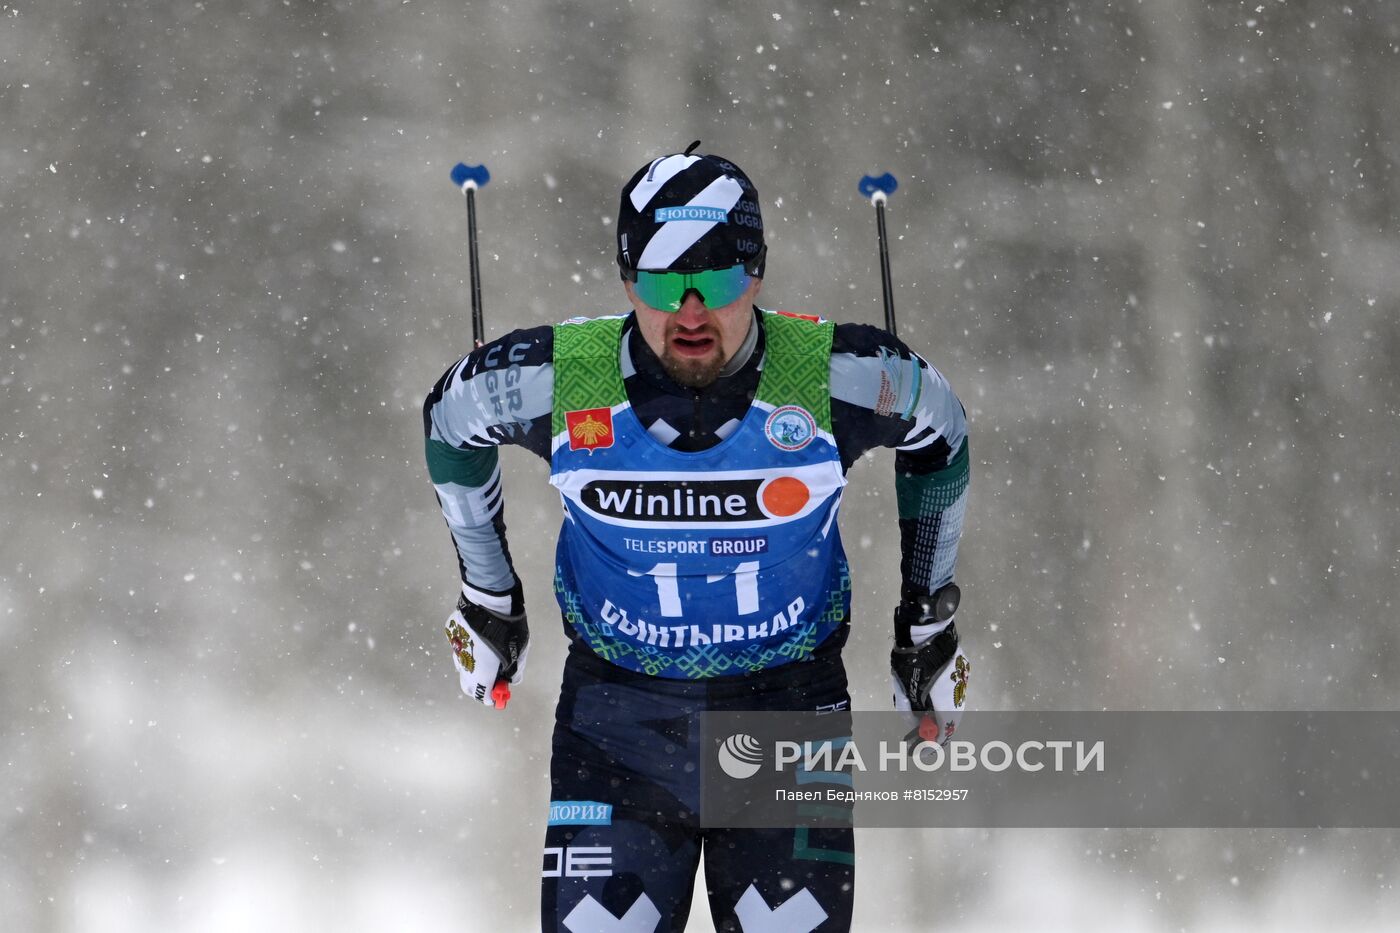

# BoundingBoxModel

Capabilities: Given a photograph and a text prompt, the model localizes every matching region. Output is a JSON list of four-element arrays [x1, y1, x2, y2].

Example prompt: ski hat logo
[[655, 206, 729, 223], [764, 406, 816, 451], [717, 733, 764, 780], [567, 408, 615, 452]]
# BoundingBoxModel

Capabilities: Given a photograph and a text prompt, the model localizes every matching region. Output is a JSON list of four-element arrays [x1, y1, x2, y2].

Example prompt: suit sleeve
[[828, 323, 970, 598], [422, 325, 554, 598]]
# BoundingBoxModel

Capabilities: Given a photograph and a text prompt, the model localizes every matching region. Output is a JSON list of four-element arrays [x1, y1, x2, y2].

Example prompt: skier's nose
[[674, 290, 712, 326]]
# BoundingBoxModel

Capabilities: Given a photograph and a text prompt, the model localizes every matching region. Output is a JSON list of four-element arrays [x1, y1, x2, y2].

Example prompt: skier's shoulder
[[425, 324, 556, 445], [824, 318, 962, 437], [457, 324, 555, 379], [755, 309, 908, 358], [466, 312, 633, 372], [830, 319, 911, 359], [551, 313, 633, 359]]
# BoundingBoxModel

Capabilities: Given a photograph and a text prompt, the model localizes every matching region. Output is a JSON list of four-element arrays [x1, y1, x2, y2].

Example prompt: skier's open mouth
[[670, 332, 717, 357]]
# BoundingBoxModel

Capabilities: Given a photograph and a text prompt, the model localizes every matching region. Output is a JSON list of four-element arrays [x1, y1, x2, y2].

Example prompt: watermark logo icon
[[717, 733, 764, 780]]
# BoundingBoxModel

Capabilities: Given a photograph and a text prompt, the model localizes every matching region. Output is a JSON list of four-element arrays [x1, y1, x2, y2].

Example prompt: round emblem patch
[[764, 406, 817, 451]]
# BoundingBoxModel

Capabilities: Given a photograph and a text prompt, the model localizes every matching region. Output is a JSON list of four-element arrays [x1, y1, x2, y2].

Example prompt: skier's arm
[[891, 386, 968, 604], [424, 326, 553, 592], [888, 370, 970, 743], [423, 325, 553, 705], [828, 323, 969, 600], [829, 324, 970, 741]]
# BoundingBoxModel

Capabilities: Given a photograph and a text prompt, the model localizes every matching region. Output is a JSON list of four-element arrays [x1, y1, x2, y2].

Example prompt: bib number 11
[[629, 561, 760, 618]]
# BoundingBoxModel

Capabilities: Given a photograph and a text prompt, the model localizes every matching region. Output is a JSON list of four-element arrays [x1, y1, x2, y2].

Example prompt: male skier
[[423, 143, 971, 932]]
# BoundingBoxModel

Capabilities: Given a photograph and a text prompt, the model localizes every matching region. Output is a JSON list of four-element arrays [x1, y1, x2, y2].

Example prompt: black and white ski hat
[[616, 141, 766, 277]]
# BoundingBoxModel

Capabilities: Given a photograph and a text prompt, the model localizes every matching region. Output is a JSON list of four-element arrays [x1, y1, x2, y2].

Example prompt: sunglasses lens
[[692, 265, 752, 307], [633, 265, 750, 312], [631, 272, 686, 311]]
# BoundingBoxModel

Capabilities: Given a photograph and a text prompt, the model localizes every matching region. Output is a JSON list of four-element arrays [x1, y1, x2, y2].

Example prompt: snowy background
[[4, 1, 1400, 930]]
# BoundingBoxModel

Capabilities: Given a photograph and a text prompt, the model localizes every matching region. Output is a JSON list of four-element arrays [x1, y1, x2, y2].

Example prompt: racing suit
[[424, 308, 969, 931]]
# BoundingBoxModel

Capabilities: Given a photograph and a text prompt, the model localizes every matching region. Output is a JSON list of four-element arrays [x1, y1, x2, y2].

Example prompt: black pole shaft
[[466, 186, 484, 346], [875, 199, 897, 337]]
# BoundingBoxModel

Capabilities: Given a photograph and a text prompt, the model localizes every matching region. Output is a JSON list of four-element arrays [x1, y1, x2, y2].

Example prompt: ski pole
[[863, 172, 942, 747], [858, 172, 900, 337], [449, 160, 512, 710], [450, 161, 491, 347]]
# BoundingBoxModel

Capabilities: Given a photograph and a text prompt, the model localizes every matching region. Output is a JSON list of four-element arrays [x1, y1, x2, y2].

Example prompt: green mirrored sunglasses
[[625, 263, 753, 312]]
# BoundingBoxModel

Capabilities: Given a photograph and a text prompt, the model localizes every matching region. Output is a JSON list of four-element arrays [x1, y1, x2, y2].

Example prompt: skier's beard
[[659, 322, 727, 388]]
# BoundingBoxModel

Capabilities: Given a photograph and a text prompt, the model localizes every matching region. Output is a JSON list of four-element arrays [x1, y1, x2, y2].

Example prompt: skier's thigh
[[542, 817, 701, 933], [702, 825, 854, 933]]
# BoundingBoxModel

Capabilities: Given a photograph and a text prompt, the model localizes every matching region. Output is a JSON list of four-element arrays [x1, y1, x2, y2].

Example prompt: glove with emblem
[[445, 582, 529, 709], [890, 583, 970, 745]]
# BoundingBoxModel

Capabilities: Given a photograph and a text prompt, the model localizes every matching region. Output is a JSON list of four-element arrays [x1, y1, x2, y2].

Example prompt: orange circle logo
[[760, 476, 810, 517]]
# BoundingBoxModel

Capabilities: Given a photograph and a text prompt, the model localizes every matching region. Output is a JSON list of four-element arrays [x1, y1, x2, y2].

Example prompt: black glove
[[445, 583, 529, 708], [890, 584, 969, 744]]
